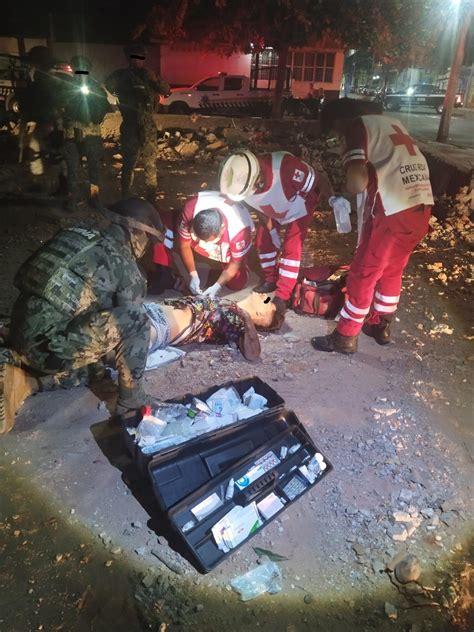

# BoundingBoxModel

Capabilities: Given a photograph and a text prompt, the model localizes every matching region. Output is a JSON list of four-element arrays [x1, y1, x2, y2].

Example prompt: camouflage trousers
[[18, 305, 150, 398], [63, 135, 103, 194], [120, 117, 158, 197], [26, 123, 52, 176]]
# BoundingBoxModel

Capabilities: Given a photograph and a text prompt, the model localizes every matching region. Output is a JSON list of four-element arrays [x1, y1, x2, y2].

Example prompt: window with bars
[[287, 51, 335, 83]]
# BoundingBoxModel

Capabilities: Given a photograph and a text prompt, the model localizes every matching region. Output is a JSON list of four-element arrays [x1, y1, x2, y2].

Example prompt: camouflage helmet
[[124, 41, 146, 59], [107, 197, 163, 242], [71, 55, 92, 73], [27, 46, 54, 70]]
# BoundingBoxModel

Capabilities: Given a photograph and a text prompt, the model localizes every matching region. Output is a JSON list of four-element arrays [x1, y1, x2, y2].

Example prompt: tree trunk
[[271, 43, 289, 119], [436, 12, 472, 143]]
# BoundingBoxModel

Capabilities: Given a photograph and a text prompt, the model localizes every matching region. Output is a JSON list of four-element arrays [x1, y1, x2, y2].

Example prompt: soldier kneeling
[[0, 198, 163, 434]]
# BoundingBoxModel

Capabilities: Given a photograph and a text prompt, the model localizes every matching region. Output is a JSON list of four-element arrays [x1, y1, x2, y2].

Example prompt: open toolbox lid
[[122, 376, 285, 476], [148, 408, 332, 573]]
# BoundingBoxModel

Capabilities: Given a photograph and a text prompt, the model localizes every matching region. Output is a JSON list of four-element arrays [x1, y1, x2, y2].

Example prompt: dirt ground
[[0, 122, 473, 632]]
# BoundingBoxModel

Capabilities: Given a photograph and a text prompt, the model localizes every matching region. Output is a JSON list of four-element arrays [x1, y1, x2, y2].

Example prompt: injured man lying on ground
[[0, 292, 277, 432], [144, 292, 278, 365]]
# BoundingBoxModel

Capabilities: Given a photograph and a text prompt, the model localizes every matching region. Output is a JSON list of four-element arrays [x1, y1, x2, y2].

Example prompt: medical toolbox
[[123, 377, 332, 573]]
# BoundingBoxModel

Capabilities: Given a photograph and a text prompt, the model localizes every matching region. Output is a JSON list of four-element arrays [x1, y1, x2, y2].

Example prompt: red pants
[[337, 205, 431, 337], [256, 214, 312, 301]]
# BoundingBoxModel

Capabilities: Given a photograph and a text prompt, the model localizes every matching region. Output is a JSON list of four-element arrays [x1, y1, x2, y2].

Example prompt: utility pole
[[436, 9, 473, 143]]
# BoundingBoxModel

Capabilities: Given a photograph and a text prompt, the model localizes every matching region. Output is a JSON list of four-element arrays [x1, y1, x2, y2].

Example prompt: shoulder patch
[[293, 169, 305, 183]]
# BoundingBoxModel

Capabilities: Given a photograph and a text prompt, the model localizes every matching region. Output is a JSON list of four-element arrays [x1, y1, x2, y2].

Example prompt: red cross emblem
[[389, 125, 418, 156]]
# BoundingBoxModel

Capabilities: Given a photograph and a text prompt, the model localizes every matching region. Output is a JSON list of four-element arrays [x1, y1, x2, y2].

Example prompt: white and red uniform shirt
[[342, 115, 434, 217], [178, 191, 254, 263], [245, 152, 320, 225]]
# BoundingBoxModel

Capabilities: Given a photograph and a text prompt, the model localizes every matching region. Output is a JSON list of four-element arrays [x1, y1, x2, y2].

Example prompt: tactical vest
[[15, 226, 102, 317]]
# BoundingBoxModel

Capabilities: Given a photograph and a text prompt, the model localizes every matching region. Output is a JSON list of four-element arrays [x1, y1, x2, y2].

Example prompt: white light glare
[[372, 75, 380, 80], [406, 87, 415, 95], [80, 85, 90, 95]]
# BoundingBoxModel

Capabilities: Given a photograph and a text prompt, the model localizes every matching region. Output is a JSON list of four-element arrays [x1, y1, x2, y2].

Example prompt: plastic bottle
[[330, 196, 352, 234]]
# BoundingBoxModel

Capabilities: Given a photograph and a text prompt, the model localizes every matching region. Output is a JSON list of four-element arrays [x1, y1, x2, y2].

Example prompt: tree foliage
[[137, 0, 460, 66]]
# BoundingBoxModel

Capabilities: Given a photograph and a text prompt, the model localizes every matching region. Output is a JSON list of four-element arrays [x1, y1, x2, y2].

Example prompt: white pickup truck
[[160, 73, 294, 116]]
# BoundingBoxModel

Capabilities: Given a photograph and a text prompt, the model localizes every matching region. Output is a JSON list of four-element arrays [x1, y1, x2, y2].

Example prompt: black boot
[[311, 330, 358, 354], [253, 280, 277, 293], [362, 317, 392, 345]]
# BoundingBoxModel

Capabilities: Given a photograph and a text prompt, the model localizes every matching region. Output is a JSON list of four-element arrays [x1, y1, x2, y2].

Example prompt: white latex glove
[[269, 228, 281, 250], [202, 282, 222, 299], [188, 271, 202, 295]]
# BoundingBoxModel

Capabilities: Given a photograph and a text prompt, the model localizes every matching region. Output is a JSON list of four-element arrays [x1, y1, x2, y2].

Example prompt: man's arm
[[178, 237, 196, 274], [147, 70, 170, 97], [342, 117, 369, 194], [345, 163, 369, 194], [215, 259, 243, 287]]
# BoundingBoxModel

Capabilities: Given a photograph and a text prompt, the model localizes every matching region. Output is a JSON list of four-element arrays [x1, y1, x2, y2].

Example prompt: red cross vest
[[360, 115, 434, 215], [188, 192, 253, 263], [246, 152, 315, 225]]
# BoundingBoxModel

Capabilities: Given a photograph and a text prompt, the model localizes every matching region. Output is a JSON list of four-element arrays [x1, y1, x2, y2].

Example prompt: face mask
[[190, 230, 221, 245]]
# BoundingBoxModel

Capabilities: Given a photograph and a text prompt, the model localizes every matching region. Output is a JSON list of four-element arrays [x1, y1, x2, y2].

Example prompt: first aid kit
[[122, 377, 332, 573], [290, 264, 349, 318]]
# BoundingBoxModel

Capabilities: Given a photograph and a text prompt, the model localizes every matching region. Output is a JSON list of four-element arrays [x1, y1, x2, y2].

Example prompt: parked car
[[160, 72, 293, 117], [384, 84, 464, 114]]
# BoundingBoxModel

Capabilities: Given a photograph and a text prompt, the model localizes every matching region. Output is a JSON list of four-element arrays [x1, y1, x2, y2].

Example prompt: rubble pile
[[298, 135, 346, 193], [426, 187, 474, 246], [420, 187, 474, 290]]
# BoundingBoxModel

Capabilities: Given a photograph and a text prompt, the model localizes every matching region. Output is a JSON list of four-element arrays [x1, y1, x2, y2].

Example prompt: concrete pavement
[[386, 110, 474, 149]]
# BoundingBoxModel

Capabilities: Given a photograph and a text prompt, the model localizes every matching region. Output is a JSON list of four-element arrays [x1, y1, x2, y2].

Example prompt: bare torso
[[148, 304, 193, 348]]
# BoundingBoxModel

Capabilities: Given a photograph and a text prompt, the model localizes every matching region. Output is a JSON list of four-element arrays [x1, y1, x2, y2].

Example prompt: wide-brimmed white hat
[[219, 150, 260, 201]]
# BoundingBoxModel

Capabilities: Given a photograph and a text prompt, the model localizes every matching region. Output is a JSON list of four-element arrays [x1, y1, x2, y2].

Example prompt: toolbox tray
[[149, 408, 332, 573], [123, 376, 285, 476]]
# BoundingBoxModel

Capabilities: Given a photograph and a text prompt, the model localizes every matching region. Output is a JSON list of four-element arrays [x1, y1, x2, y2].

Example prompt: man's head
[[124, 42, 146, 68], [108, 197, 163, 259], [320, 97, 383, 136], [27, 46, 53, 71], [71, 55, 92, 75], [219, 150, 261, 201], [192, 208, 224, 242], [237, 292, 279, 331]]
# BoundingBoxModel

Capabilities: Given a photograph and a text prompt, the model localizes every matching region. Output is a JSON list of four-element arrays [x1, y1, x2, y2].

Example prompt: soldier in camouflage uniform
[[105, 42, 170, 203], [0, 198, 163, 434], [61, 56, 111, 210]]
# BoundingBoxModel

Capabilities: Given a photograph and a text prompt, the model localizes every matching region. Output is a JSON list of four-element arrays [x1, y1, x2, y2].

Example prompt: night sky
[[4, 0, 154, 42]]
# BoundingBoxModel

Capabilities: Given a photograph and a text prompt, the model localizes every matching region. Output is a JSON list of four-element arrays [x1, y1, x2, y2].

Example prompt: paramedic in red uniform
[[312, 98, 434, 354], [177, 191, 254, 298], [219, 150, 336, 323]]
